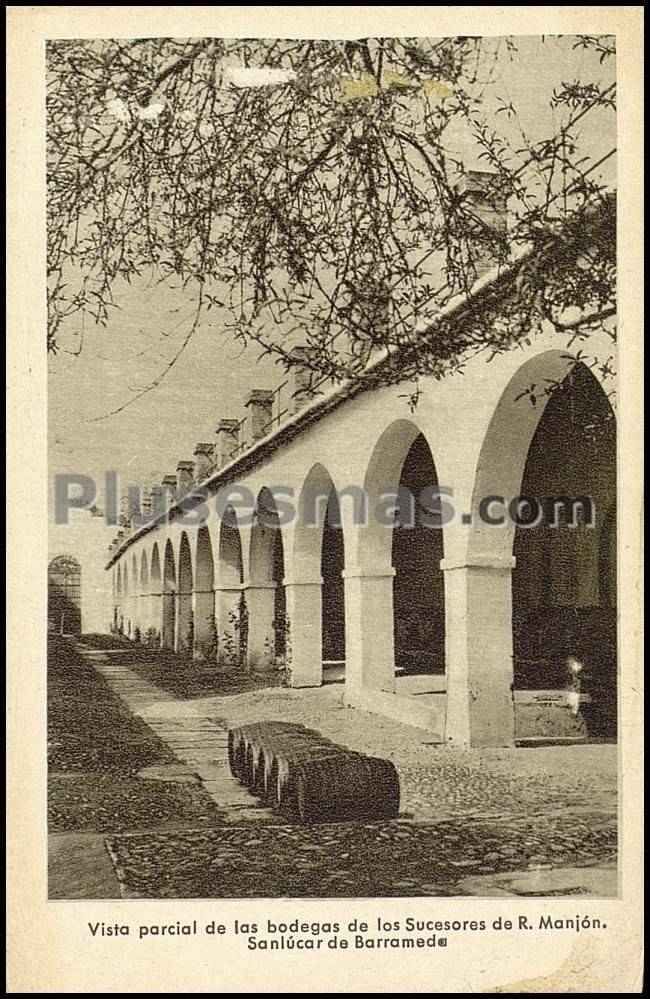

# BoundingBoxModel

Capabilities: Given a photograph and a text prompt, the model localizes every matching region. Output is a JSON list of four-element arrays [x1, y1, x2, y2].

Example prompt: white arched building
[[106, 228, 617, 749]]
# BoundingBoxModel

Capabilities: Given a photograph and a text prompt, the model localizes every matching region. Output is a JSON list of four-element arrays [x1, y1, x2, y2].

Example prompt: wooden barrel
[[292, 755, 400, 824], [270, 747, 364, 811], [248, 731, 335, 793], [228, 722, 308, 781], [228, 722, 272, 779]]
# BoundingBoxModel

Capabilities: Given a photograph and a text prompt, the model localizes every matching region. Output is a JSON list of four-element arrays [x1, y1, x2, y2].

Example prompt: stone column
[[175, 589, 193, 654], [192, 588, 215, 659], [442, 554, 516, 748], [149, 590, 163, 645], [214, 585, 244, 664], [137, 593, 149, 638], [161, 591, 176, 649], [342, 566, 396, 694], [283, 576, 323, 687], [243, 582, 277, 669]]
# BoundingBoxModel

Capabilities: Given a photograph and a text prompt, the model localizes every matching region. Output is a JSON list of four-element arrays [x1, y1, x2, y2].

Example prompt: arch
[[464, 350, 617, 743], [218, 505, 244, 587], [148, 543, 162, 645], [194, 525, 216, 658], [249, 487, 285, 585], [48, 555, 82, 635], [292, 463, 347, 679], [469, 350, 615, 560], [161, 539, 176, 649], [246, 488, 287, 667], [176, 532, 194, 653], [215, 506, 246, 665], [392, 433, 446, 678], [130, 552, 140, 636], [292, 463, 344, 577], [150, 543, 161, 587], [346, 420, 445, 694], [139, 549, 149, 591], [357, 419, 435, 571], [115, 562, 123, 633]]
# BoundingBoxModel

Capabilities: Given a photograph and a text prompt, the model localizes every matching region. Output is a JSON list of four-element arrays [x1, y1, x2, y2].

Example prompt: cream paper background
[[7, 6, 643, 993]]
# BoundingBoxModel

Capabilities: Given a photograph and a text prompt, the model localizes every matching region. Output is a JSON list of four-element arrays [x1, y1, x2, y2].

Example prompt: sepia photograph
[[7, 5, 643, 993]]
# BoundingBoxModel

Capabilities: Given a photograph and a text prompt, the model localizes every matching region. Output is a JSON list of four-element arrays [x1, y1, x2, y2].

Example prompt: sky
[[48, 35, 616, 526]]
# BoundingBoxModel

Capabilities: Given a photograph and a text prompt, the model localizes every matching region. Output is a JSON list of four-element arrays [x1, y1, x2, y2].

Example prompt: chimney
[[150, 484, 165, 518], [245, 389, 274, 442], [456, 169, 508, 278], [215, 419, 239, 469], [287, 346, 316, 415], [161, 475, 178, 506], [176, 461, 194, 496], [193, 442, 214, 482]]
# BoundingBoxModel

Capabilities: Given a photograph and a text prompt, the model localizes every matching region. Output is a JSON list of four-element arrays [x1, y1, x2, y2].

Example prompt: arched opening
[[176, 533, 193, 653], [392, 434, 445, 679], [467, 350, 617, 745], [150, 544, 162, 645], [140, 550, 149, 592], [357, 420, 446, 694], [219, 506, 244, 585], [138, 550, 149, 643], [162, 540, 176, 650], [292, 463, 346, 686], [512, 363, 617, 738], [123, 563, 130, 637], [194, 525, 216, 658], [272, 528, 286, 660], [131, 554, 140, 638], [249, 488, 286, 665], [217, 506, 245, 664], [115, 563, 123, 633], [321, 489, 346, 673], [48, 555, 82, 635]]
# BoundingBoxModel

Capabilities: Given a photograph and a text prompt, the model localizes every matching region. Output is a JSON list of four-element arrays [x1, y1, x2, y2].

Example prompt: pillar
[[244, 582, 277, 669], [175, 588, 193, 653], [283, 576, 323, 687], [136, 593, 148, 639], [342, 566, 396, 694], [214, 585, 244, 664], [442, 555, 516, 748], [149, 590, 162, 645], [161, 591, 175, 649], [193, 588, 215, 659]]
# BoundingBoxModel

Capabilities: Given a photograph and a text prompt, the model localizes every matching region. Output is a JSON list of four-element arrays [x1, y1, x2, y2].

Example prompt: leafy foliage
[[47, 35, 616, 404]]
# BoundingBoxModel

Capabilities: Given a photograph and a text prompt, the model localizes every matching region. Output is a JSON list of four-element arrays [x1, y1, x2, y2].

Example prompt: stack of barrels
[[227, 721, 400, 824]]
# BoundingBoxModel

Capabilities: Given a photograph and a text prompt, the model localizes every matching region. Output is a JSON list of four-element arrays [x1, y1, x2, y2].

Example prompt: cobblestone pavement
[[106, 813, 616, 899], [85, 649, 617, 898]]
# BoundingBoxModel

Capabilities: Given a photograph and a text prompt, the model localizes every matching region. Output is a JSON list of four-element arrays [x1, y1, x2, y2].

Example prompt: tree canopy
[[47, 35, 616, 409]]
